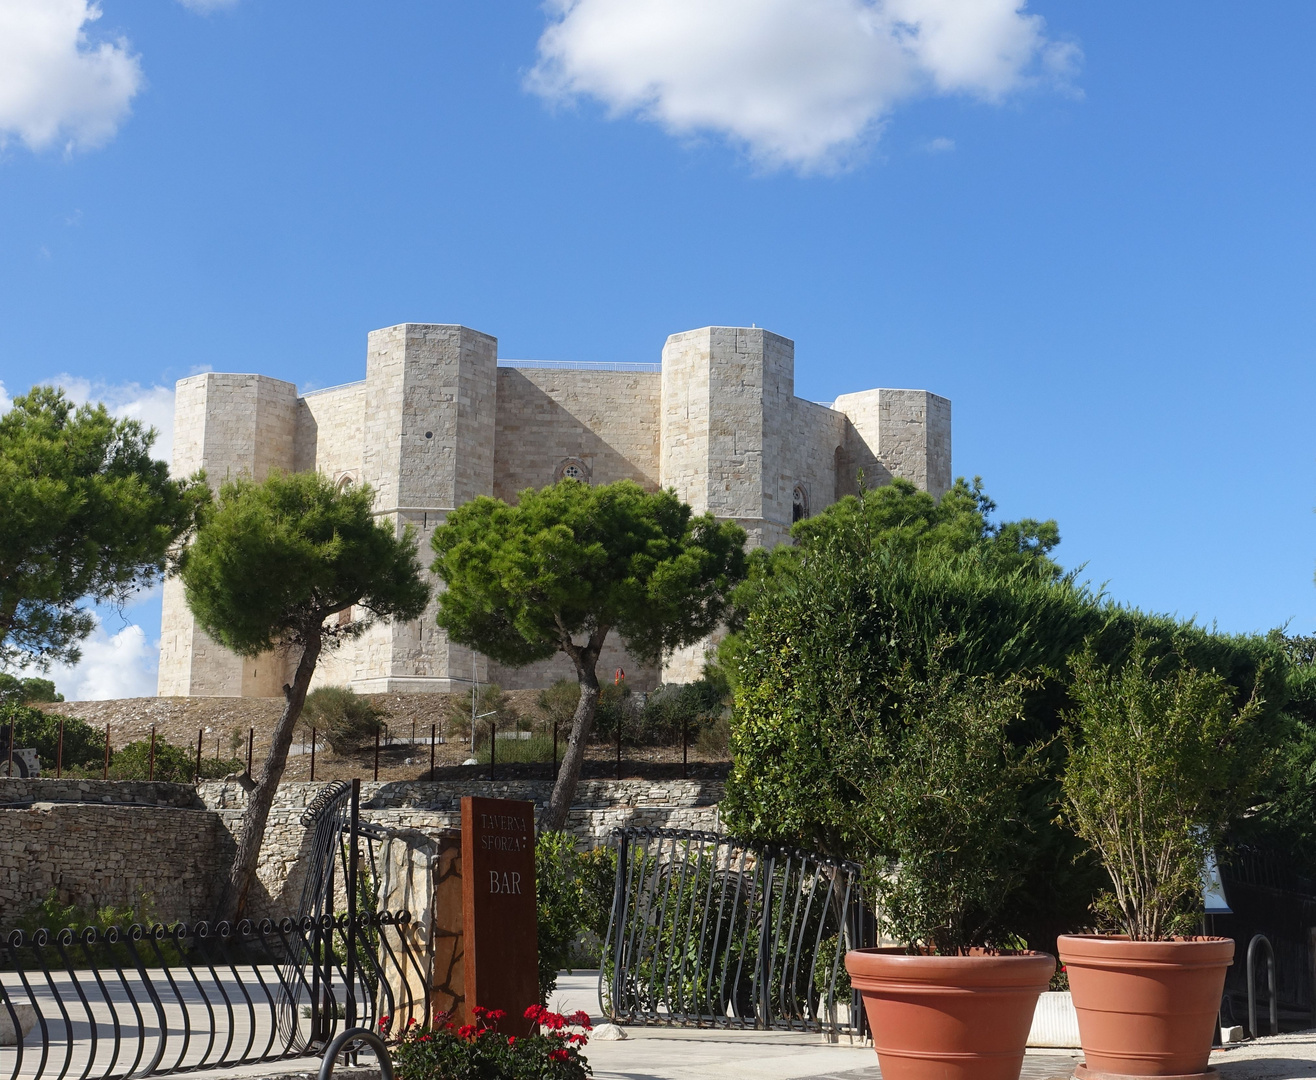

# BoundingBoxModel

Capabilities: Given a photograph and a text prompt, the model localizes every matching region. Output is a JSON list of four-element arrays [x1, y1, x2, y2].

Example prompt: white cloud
[[0, 382, 12, 414], [22, 617, 158, 700], [921, 135, 955, 153], [0, 0, 143, 153], [48, 374, 176, 466], [528, 0, 1078, 171], [175, 0, 240, 12]]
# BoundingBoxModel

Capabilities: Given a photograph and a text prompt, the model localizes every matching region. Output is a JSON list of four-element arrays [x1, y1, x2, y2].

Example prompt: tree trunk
[[219, 632, 322, 921], [543, 661, 600, 831]]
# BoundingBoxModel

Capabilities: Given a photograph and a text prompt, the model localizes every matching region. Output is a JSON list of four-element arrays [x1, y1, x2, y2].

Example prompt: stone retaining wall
[[197, 779, 723, 920], [1, 778, 724, 926], [0, 798, 232, 922]]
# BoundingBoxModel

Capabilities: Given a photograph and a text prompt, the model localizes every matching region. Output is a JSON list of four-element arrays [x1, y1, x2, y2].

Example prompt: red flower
[[408, 1017, 417, 1026], [487, 1009, 506, 1022], [458, 1024, 478, 1040], [378, 1015, 390, 1029], [568, 1010, 593, 1030], [507, 1036, 517, 1046], [524, 1004, 547, 1022], [473, 1005, 487, 1017], [568, 1033, 588, 1045], [419, 1035, 432, 1043], [549, 1049, 569, 1062]]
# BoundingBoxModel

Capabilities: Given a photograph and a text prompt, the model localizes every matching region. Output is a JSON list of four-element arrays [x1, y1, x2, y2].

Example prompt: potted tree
[[843, 659, 1055, 1080], [1058, 641, 1268, 1080]]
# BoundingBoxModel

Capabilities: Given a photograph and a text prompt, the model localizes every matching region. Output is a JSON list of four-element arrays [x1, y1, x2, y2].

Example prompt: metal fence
[[0, 781, 433, 1080], [600, 828, 869, 1036]]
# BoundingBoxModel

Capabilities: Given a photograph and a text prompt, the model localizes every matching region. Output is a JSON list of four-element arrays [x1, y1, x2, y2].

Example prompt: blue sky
[[2, 1, 1314, 698]]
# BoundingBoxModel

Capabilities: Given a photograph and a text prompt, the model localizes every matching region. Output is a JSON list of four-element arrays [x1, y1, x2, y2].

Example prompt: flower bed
[[392, 1005, 593, 1080]]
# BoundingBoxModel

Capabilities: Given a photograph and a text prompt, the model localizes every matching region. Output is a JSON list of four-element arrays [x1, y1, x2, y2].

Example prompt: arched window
[[555, 458, 591, 483], [792, 484, 809, 524]]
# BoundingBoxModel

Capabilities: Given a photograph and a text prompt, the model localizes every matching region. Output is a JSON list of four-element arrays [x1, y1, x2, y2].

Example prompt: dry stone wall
[[0, 778, 723, 926], [0, 781, 230, 923]]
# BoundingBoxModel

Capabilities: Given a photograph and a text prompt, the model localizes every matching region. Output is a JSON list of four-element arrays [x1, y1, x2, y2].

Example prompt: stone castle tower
[[158, 323, 951, 698]]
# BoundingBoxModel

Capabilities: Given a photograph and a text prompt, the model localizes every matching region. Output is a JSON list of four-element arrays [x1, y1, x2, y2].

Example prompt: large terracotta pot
[[844, 947, 1054, 1080], [1057, 934, 1235, 1079]]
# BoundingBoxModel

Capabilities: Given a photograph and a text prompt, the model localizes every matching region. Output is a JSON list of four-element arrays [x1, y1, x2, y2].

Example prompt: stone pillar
[[352, 324, 498, 694], [157, 374, 299, 697]]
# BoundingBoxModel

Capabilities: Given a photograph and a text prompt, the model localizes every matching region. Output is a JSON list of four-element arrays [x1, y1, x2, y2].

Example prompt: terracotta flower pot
[[1057, 934, 1235, 1079], [844, 947, 1055, 1080]]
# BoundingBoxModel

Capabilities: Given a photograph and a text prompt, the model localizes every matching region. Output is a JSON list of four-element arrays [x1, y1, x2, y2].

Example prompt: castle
[[157, 323, 951, 697]]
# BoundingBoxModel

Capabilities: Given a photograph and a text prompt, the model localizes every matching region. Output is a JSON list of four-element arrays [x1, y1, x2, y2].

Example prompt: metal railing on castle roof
[[498, 359, 662, 373]]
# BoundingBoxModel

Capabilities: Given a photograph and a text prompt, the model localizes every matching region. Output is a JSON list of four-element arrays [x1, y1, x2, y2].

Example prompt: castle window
[[792, 484, 809, 523], [554, 458, 591, 483]]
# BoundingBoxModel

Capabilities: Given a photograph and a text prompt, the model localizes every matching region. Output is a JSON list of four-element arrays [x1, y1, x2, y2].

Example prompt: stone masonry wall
[[0, 778, 722, 926], [197, 779, 723, 921], [0, 781, 230, 922]]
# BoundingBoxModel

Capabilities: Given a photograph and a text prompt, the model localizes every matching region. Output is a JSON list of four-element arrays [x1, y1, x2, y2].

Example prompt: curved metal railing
[[601, 827, 868, 1036], [0, 910, 428, 1080]]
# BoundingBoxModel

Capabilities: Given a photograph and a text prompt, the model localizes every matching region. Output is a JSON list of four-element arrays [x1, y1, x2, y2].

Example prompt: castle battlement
[[158, 323, 951, 697]]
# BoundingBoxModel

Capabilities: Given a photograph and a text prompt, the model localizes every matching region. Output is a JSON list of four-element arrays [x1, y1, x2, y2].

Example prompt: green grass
[[475, 734, 557, 764]]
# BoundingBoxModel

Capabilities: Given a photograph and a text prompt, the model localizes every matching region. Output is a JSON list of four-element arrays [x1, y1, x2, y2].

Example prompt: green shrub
[[2, 891, 185, 966], [1061, 641, 1269, 940], [536, 680, 580, 732], [298, 686, 387, 753], [851, 655, 1045, 953], [96, 737, 241, 782], [535, 832, 618, 1000], [630, 679, 725, 745], [0, 703, 104, 771], [694, 715, 731, 758], [586, 681, 631, 742]]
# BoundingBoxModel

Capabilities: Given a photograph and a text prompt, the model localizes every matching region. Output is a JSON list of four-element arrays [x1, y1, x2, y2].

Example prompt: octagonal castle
[[158, 323, 951, 697]]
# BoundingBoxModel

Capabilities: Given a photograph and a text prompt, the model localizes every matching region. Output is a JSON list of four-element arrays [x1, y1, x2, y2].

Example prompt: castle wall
[[493, 368, 661, 500], [158, 374, 299, 698], [159, 322, 951, 699]]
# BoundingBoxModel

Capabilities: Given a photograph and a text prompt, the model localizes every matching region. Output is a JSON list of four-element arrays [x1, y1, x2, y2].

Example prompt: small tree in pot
[[1058, 639, 1269, 1080], [844, 657, 1055, 1080]]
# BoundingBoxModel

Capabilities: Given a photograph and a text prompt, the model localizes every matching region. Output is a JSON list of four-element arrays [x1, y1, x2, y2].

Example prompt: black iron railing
[[0, 779, 438, 1080], [601, 827, 869, 1036], [0, 911, 428, 1080]]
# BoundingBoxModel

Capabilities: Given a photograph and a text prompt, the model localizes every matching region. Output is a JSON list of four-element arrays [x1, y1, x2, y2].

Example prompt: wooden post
[[310, 727, 316, 782], [430, 723, 436, 777], [5, 719, 13, 778], [616, 718, 622, 780], [247, 727, 254, 776], [373, 725, 380, 781], [56, 717, 64, 779], [103, 723, 110, 780], [195, 728, 203, 783], [682, 716, 688, 780], [552, 722, 558, 779], [490, 722, 496, 781], [148, 726, 156, 781]]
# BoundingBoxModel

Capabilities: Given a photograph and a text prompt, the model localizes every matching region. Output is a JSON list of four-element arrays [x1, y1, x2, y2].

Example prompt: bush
[[449, 684, 519, 744], [100, 737, 242, 783], [0, 703, 104, 771], [536, 680, 579, 733], [298, 686, 388, 753], [536, 832, 619, 1000], [392, 1004, 591, 1080], [631, 680, 726, 745], [1061, 640, 1269, 940], [852, 655, 1044, 953]]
